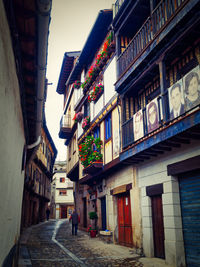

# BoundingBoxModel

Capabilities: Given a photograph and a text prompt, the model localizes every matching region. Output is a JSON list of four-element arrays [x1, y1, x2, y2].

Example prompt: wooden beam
[[142, 152, 157, 157], [163, 141, 181, 148], [149, 148, 164, 154], [154, 145, 172, 151], [181, 132, 200, 139], [171, 137, 190, 144]]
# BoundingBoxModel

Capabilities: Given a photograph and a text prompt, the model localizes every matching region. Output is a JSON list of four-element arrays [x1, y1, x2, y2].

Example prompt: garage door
[[179, 171, 200, 267]]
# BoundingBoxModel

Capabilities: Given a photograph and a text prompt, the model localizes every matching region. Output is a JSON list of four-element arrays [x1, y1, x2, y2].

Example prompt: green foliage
[[79, 136, 103, 168], [88, 211, 98, 220]]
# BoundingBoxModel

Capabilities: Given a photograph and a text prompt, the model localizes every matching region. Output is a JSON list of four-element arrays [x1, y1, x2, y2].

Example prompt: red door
[[151, 195, 165, 258], [117, 192, 133, 247], [60, 205, 67, 218]]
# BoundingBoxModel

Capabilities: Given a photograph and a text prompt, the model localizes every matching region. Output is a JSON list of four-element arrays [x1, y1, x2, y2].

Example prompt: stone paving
[[21, 219, 144, 267]]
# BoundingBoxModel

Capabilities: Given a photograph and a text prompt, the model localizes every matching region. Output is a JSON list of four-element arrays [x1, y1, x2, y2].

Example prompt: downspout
[[26, 0, 52, 158]]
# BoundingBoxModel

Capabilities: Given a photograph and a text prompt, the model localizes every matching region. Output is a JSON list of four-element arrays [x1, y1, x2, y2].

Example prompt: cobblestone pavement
[[24, 219, 144, 267]]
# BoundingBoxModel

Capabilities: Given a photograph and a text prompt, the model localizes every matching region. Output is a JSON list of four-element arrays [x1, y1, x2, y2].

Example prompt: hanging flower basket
[[79, 136, 103, 168], [73, 112, 83, 123], [82, 116, 90, 130], [73, 80, 81, 89], [88, 84, 104, 103]]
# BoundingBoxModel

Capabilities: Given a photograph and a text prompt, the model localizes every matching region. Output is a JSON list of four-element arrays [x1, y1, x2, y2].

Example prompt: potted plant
[[87, 225, 97, 238], [89, 211, 98, 220]]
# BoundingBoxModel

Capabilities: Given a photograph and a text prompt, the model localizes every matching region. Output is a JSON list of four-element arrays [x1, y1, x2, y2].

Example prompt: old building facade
[[21, 121, 57, 228], [0, 0, 52, 266], [57, 8, 142, 250], [112, 0, 200, 266], [51, 161, 74, 219], [57, 0, 200, 266]]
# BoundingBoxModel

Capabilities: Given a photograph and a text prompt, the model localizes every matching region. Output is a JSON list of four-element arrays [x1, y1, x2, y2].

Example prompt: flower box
[[83, 161, 103, 175], [88, 84, 104, 103]]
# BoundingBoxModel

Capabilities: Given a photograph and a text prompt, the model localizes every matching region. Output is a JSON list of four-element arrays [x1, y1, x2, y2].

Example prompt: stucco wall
[[0, 1, 25, 265], [138, 139, 200, 267]]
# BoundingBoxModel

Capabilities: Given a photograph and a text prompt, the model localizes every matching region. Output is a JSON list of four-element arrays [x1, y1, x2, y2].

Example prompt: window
[[59, 190, 67, 195], [73, 135, 76, 153], [105, 113, 112, 141], [84, 101, 90, 117], [60, 177, 65, 183], [93, 127, 100, 151], [68, 142, 72, 160]]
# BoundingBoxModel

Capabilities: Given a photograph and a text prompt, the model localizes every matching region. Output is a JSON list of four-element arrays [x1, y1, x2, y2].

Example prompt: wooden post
[[116, 33, 121, 78], [158, 56, 168, 122]]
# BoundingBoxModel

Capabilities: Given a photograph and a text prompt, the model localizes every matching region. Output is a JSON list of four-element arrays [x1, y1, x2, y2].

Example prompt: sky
[[45, 0, 115, 161]]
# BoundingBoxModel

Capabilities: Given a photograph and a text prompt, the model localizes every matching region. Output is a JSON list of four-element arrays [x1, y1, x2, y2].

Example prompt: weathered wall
[[138, 139, 200, 267], [0, 1, 25, 265]]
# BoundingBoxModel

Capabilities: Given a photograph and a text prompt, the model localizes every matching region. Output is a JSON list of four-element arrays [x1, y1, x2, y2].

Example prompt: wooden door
[[151, 195, 165, 258], [83, 197, 87, 228], [117, 192, 133, 247], [60, 205, 67, 218], [101, 196, 107, 230]]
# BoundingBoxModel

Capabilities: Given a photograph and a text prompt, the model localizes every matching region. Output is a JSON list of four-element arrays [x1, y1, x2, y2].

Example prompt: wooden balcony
[[59, 114, 72, 139], [113, 0, 126, 18], [117, 0, 188, 79], [121, 109, 200, 164]]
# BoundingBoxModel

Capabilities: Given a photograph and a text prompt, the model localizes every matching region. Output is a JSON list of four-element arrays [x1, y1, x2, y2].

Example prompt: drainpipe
[[26, 0, 52, 160]]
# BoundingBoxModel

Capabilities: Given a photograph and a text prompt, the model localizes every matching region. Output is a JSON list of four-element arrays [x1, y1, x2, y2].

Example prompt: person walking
[[46, 208, 50, 221], [69, 210, 80, 235]]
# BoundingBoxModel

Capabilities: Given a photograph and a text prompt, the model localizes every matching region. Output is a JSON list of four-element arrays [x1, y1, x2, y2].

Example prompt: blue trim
[[105, 113, 112, 140], [120, 110, 200, 162]]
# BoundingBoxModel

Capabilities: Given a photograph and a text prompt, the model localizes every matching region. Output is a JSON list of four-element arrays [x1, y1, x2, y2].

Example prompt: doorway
[[101, 196, 107, 230], [60, 205, 67, 218], [83, 197, 87, 228], [117, 192, 133, 247], [151, 195, 165, 258]]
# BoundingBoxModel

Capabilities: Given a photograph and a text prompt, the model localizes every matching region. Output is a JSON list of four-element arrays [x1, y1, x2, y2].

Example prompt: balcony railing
[[59, 114, 72, 139], [117, 0, 186, 77], [113, 0, 126, 18], [122, 117, 134, 148]]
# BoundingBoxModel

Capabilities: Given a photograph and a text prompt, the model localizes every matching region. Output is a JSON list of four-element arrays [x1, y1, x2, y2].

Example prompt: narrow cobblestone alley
[[19, 219, 144, 267]]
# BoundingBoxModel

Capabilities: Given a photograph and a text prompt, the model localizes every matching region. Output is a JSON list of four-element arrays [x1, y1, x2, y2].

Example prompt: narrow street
[[18, 219, 143, 267]]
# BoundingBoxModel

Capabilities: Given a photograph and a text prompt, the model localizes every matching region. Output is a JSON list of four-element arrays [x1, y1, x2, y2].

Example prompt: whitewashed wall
[[0, 2, 25, 265], [104, 56, 117, 106]]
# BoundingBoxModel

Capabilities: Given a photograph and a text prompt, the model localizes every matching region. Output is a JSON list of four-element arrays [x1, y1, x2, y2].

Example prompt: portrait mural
[[183, 65, 200, 111], [168, 79, 185, 120], [133, 109, 144, 141], [146, 98, 159, 133]]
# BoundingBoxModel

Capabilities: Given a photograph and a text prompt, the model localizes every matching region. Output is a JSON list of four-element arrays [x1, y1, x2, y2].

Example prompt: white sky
[[45, 0, 114, 161]]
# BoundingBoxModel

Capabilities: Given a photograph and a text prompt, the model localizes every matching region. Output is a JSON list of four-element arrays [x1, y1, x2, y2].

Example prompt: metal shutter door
[[179, 171, 200, 267]]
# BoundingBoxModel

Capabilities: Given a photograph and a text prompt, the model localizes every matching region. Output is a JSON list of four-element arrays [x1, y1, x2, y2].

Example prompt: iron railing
[[117, 0, 186, 77]]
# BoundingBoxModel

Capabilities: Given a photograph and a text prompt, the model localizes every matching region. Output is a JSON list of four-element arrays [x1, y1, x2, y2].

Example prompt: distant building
[[21, 120, 57, 228], [51, 161, 74, 219]]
